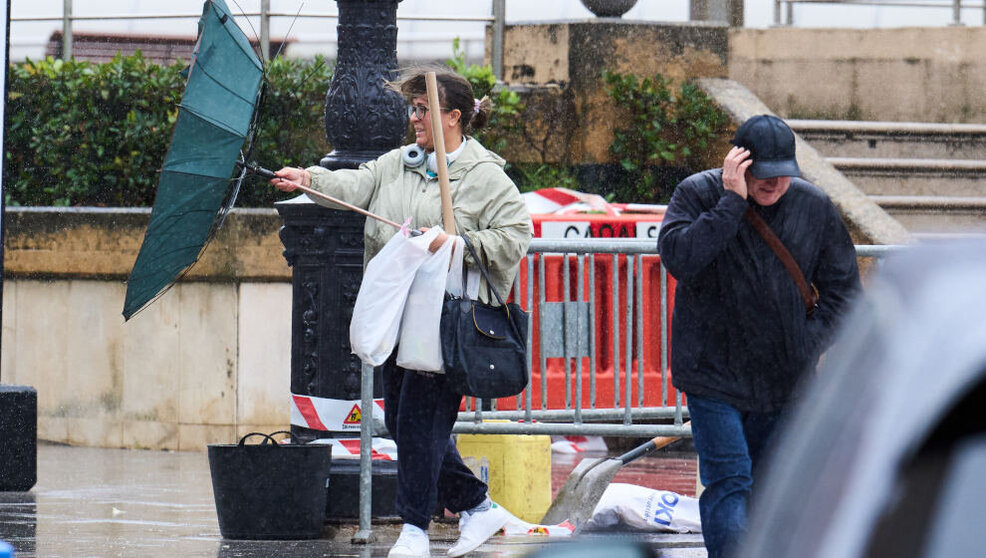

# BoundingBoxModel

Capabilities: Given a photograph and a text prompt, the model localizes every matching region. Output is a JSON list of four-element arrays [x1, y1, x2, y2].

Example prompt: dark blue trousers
[[381, 355, 488, 530], [687, 393, 786, 558]]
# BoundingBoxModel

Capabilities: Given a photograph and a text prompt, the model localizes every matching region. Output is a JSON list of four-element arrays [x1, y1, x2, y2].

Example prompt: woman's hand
[[419, 227, 452, 253], [270, 167, 311, 192]]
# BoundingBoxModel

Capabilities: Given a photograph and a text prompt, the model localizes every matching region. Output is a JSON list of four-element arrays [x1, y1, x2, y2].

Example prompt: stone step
[[789, 119, 986, 159], [788, 119, 986, 234], [828, 157, 986, 197], [869, 195, 986, 234]]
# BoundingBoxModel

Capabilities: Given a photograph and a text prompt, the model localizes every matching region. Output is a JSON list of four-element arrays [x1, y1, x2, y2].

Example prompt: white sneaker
[[447, 502, 509, 557], [388, 524, 430, 558]]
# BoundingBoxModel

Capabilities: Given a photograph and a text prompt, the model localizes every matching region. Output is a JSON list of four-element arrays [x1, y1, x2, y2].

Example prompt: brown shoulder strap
[[745, 206, 819, 315]]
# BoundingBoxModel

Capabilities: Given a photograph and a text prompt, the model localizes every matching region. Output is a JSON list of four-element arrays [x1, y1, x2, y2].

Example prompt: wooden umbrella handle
[[425, 71, 457, 236]]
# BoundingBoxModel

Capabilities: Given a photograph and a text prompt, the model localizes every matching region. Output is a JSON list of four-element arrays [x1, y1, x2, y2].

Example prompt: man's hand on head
[[723, 146, 752, 200]]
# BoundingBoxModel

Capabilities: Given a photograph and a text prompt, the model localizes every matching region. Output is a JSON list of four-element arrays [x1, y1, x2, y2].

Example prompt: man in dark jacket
[[658, 115, 861, 558]]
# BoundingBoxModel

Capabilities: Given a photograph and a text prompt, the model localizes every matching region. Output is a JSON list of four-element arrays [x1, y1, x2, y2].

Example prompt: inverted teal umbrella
[[123, 0, 263, 320]]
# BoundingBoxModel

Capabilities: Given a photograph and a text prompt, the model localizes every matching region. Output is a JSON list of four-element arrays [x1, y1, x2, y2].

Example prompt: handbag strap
[[459, 234, 525, 341], [460, 234, 508, 308], [744, 206, 818, 315]]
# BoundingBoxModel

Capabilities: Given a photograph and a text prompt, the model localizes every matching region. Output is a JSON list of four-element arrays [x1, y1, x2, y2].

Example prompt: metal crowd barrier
[[352, 240, 901, 541], [456, 238, 688, 438]]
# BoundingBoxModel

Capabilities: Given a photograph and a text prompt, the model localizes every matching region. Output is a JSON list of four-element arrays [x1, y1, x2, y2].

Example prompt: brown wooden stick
[[425, 71, 457, 236]]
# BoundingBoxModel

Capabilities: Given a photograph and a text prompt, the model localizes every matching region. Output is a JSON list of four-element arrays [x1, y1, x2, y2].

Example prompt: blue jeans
[[687, 394, 786, 558]]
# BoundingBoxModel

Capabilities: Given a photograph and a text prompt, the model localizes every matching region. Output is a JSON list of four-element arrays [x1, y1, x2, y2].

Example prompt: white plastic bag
[[584, 483, 701, 533], [550, 435, 609, 454], [502, 511, 576, 537], [445, 236, 480, 300], [499, 483, 700, 538], [396, 228, 455, 371], [350, 227, 440, 366]]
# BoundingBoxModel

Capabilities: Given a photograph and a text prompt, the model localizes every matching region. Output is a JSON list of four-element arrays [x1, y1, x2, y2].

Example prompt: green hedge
[[4, 51, 731, 208], [4, 53, 332, 207], [603, 71, 729, 203]]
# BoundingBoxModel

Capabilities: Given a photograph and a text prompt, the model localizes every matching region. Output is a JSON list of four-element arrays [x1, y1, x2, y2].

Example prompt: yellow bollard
[[456, 428, 552, 523]]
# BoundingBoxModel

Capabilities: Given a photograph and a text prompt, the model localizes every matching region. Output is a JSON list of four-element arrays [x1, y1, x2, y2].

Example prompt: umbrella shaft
[[242, 162, 421, 236], [293, 183, 404, 230]]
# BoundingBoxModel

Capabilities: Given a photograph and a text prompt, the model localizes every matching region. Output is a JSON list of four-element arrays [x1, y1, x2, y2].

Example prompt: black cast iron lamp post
[[275, 1, 407, 527]]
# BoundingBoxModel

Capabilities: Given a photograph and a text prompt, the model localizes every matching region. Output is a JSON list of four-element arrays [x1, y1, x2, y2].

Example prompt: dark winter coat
[[658, 169, 861, 412]]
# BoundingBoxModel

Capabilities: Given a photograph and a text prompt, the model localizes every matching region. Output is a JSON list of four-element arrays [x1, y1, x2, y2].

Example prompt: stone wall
[[1, 208, 293, 451], [1, 205, 891, 450], [498, 26, 986, 170], [487, 20, 729, 166], [729, 27, 986, 123]]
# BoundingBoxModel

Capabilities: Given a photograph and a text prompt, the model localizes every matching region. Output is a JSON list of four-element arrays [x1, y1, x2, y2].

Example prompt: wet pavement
[[0, 443, 706, 557]]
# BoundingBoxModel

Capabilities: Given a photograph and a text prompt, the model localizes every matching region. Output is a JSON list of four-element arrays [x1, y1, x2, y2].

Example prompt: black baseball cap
[[731, 115, 801, 179]]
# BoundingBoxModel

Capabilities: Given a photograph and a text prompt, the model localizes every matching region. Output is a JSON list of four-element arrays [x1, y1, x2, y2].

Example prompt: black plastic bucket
[[207, 432, 332, 539], [325, 458, 399, 520]]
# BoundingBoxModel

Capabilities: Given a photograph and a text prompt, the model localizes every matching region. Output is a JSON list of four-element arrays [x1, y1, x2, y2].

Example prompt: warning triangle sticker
[[343, 404, 362, 425]]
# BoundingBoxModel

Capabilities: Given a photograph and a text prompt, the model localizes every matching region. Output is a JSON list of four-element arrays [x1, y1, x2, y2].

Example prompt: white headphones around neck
[[402, 144, 425, 168]]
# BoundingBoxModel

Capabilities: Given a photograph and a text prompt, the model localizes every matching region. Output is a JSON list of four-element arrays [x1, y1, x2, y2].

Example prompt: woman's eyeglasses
[[407, 105, 449, 120]]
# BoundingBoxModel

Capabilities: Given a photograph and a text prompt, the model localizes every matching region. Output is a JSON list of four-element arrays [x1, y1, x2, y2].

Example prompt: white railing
[[11, 0, 508, 78], [774, 0, 986, 26]]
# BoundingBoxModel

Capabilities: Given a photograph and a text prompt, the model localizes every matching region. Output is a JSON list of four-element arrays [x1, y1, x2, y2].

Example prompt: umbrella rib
[[141, 214, 226, 241], [125, 257, 201, 320], [190, 61, 258, 107], [203, 0, 263, 72], [135, 236, 210, 256], [179, 97, 253, 139], [271, 3, 304, 62], [148, 207, 224, 225], [128, 246, 206, 279], [215, 10, 264, 72], [160, 164, 238, 181]]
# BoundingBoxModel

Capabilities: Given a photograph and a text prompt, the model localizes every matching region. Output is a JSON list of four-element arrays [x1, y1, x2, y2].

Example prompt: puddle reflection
[[216, 539, 378, 557], [0, 492, 36, 556]]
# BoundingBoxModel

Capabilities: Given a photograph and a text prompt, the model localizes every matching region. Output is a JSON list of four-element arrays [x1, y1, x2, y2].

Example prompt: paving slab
[[0, 443, 705, 557]]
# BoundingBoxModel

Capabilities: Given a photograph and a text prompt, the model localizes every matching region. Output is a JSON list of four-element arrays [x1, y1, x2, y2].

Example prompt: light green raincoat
[[306, 137, 533, 304]]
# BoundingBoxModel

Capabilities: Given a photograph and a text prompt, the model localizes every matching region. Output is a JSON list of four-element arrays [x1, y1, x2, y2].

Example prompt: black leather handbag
[[440, 235, 529, 398]]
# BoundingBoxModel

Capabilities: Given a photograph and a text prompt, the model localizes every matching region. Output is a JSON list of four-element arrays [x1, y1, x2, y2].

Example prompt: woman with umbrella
[[270, 68, 533, 558]]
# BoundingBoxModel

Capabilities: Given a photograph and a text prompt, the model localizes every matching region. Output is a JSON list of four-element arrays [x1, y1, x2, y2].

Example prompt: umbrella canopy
[[123, 0, 263, 320]]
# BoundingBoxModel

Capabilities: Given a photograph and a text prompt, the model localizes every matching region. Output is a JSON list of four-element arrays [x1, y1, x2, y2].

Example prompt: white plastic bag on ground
[[396, 228, 454, 371], [501, 510, 576, 537], [499, 483, 699, 537], [584, 483, 701, 533], [550, 435, 609, 454], [350, 227, 439, 366]]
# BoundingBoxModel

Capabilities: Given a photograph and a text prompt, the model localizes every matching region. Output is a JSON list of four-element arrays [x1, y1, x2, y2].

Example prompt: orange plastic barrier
[[486, 212, 680, 411], [533, 212, 663, 241]]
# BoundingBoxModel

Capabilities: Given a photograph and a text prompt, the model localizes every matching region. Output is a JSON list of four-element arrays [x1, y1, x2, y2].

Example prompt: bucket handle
[[237, 432, 279, 446], [268, 430, 294, 444], [236, 430, 297, 447]]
